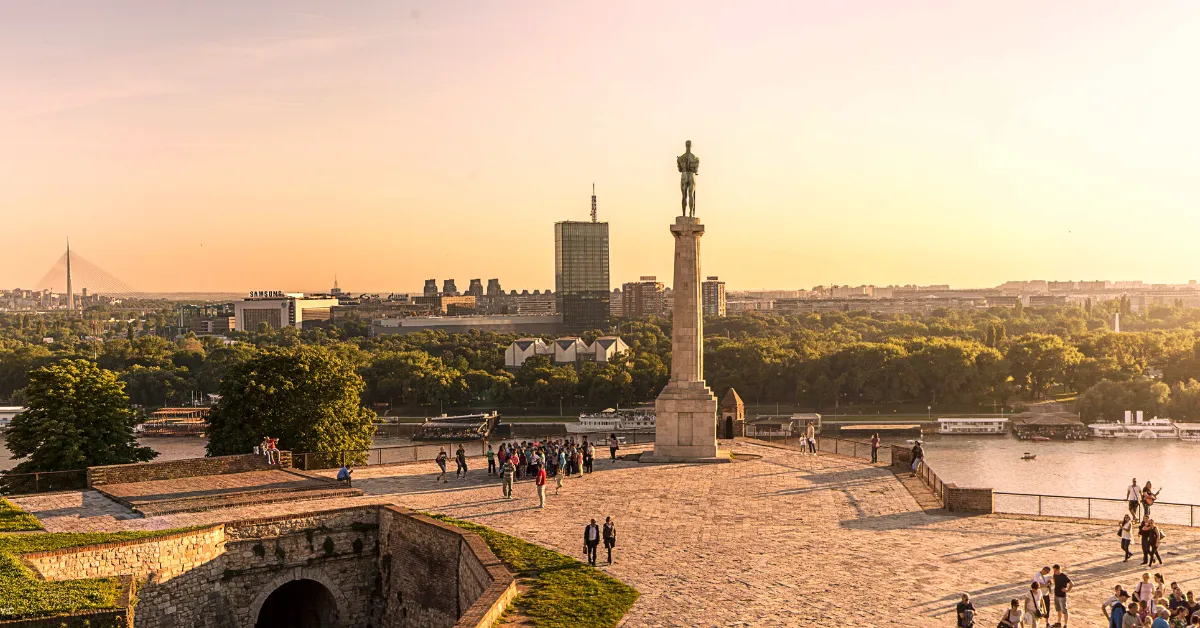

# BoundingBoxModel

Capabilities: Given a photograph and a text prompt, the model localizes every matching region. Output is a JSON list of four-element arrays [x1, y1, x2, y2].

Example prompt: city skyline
[[4, 1, 1200, 292]]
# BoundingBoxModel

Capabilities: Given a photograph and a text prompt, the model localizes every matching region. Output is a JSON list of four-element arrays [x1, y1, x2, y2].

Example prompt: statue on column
[[677, 140, 699, 217]]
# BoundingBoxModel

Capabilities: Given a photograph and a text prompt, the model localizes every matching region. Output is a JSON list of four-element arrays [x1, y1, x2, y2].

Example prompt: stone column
[[642, 216, 727, 463]]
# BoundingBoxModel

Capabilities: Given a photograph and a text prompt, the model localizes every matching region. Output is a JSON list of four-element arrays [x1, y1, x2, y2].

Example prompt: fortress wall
[[87, 452, 292, 486], [21, 526, 226, 582]]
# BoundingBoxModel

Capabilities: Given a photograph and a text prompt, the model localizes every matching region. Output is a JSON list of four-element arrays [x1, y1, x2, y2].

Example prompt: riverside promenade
[[14, 439, 1200, 626]]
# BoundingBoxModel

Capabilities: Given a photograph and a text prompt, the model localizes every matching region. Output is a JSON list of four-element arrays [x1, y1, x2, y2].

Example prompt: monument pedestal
[[641, 214, 730, 464]]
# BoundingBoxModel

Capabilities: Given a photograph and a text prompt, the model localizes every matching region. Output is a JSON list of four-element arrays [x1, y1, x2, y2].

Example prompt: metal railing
[[293, 432, 657, 471], [746, 432, 891, 465], [0, 469, 88, 496], [994, 492, 1200, 527], [915, 459, 946, 503]]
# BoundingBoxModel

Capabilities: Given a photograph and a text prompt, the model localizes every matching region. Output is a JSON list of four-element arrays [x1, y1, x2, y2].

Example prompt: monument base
[[641, 380, 729, 463]]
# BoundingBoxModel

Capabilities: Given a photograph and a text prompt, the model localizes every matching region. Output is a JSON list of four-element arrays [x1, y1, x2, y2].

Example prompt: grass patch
[[430, 514, 638, 628], [0, 498, 42, 532], [0, 530, 181, 620]]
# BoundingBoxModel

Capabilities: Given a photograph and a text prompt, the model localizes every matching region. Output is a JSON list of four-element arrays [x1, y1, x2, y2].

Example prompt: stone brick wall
[[13, 505, 514, 628], [21, 527, 226, 582], [945, 486, 994, 514], [890, 445, 913, 471], [87, 452, 292, 486], [377, 506, 515, 628]]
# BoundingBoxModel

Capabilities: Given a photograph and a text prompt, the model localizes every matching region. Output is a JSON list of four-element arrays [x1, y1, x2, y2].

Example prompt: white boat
[[1175, 423, 1200, 441], [567, 408, 655, 434], [936, 417, 1009, 435], [1088, 418, 1179, 439]]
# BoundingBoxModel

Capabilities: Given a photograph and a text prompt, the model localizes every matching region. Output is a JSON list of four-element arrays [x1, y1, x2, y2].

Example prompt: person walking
[[583, 440, 594, 474], [555, 448, 567, 495], [500, 457, 515, 499], [609, 433, 619, 462], [1052, 564, 1073, 628], [584, 519, 601, 566], [1128, 478, 1143, 521], [1141, 519, 1164, 567], [870, 432, 881, 464], [535, 465, 547, 508], [435, 447, 449, 483], [486, 444, 496, 475], [602, 516, 617, 564], [455, 444, 468, 479], [805, 421, 817, 454], [1120, 514, 1135, 561], [1142, 481, 1162, 521]]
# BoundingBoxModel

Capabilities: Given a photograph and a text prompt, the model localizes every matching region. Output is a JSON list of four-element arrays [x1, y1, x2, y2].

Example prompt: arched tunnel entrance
[[255, 579, 339, 628]]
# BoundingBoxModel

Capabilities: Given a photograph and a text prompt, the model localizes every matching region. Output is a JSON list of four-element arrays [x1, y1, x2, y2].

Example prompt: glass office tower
[[554, 221, 610, 330]]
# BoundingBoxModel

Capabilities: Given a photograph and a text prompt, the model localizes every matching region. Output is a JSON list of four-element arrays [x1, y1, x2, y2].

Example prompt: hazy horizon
[[4, 1, 1200, 292]]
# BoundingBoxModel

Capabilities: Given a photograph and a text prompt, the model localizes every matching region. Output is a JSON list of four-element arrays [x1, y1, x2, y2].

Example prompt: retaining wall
[[86, 452, 292, 487]]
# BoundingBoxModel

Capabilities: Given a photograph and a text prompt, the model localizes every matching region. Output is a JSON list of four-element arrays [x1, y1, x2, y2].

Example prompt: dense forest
[[5, 298, 1200, 418]]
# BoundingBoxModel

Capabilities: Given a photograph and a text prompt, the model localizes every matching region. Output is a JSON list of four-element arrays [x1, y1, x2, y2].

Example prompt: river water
[[911, 435, 1200, 504], [3, 433, 1195, 504]]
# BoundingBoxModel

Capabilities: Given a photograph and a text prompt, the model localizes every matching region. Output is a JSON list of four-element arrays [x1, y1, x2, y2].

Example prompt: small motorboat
[[1027, 436, 1051, 442], [1021, 453, 1037, 460]]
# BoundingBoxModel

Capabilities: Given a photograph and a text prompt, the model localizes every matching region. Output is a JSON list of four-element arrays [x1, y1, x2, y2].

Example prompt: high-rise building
[[622, 276, 666, 318], [554, 188, 610, 330], [466, 279, 484, 298], [486, 279, 503, 297], [423, 279, 438, 297], [442, 279, 458, 296], [702, 276, 726, 317]]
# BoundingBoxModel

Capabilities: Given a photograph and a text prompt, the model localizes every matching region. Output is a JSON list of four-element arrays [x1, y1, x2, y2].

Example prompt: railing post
[[835, 440, 839, 455], [1038, 495, 1043, 516], [1192, 506, 1195, 528], [1087, 498, 1091, 519], [35, 473, 40, 493]]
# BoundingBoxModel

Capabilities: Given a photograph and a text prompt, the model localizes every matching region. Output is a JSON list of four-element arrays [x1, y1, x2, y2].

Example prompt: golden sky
[[3, 1, 1199, 293]]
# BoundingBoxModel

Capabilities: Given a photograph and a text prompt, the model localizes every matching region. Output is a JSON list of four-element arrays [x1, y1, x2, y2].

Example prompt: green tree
[[1076, 379, 1169, 423], [5, 359, 156, 472], [206, 345, 377, 456]]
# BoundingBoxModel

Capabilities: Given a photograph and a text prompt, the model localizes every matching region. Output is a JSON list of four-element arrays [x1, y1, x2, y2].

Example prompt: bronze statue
[[677, 140, 699, 217]]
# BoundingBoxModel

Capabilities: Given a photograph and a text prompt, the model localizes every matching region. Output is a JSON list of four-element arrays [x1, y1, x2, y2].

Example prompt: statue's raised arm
[[677, 140, 699, 217]]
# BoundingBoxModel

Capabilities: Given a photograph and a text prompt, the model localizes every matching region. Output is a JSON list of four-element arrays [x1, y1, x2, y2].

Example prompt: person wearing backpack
[[956, 593, 976, 628]]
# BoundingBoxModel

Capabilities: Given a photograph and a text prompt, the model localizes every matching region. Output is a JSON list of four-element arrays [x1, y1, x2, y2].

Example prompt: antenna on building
[[66, 238, 74, 316], [591, 183, 597, 223]]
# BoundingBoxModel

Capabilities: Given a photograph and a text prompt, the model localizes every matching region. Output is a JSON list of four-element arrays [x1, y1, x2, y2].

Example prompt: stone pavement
[[15, 440, 1200, 626]]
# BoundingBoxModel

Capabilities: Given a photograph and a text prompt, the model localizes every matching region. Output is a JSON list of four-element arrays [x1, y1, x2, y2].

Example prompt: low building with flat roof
[[233, 292, 338, 331], [372, 314, 564, 337]]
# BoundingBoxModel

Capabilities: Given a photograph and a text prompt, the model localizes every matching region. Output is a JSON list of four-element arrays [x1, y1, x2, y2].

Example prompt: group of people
[[583, 516, 618, 565], [431, 436, 622, 509], [1102, 573, 1200, 627], [957, 565, 1075, 628], [1122, 478, 1166, 565]]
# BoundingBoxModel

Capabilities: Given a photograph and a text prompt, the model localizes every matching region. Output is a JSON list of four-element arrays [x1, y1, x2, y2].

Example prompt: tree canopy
[[205, 345, 377, 456], [5, 359, 156, 473]]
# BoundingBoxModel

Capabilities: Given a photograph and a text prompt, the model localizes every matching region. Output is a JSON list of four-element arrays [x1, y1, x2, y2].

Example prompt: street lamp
[[927, 405, 931, 421]]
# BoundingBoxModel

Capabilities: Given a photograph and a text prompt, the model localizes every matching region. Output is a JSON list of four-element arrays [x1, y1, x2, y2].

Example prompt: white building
[[233, 292, 338, 331], [504, 338, 553, 368], [589, 336, 629, 364], [504, 336, 629, 369]]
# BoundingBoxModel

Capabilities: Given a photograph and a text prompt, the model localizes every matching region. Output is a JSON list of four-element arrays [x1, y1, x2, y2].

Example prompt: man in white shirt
[[1102, 584, 1125, 621], [1034, 566, 1053, 627], [1127, 478, 1142, 521]]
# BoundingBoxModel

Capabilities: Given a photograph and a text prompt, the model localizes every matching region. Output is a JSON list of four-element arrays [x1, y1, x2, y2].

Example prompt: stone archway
[[255, 579, 337, 628], [249, 567, 347, 628], [724, 415, 734, 439]]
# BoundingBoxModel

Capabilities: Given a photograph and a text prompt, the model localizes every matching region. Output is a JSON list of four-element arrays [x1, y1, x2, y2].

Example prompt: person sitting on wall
[[337, 463, 353, 487]]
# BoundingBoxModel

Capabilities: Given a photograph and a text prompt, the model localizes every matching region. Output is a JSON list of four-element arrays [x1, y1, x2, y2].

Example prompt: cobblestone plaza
[[15, 440, 1200, 626]]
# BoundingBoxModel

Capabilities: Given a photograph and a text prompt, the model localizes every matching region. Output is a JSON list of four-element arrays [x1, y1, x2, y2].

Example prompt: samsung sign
[[249, 291, 286, 298]]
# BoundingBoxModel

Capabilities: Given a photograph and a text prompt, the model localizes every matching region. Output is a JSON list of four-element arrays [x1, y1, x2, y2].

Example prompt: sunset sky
[[3, 1, 1200, 294]]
